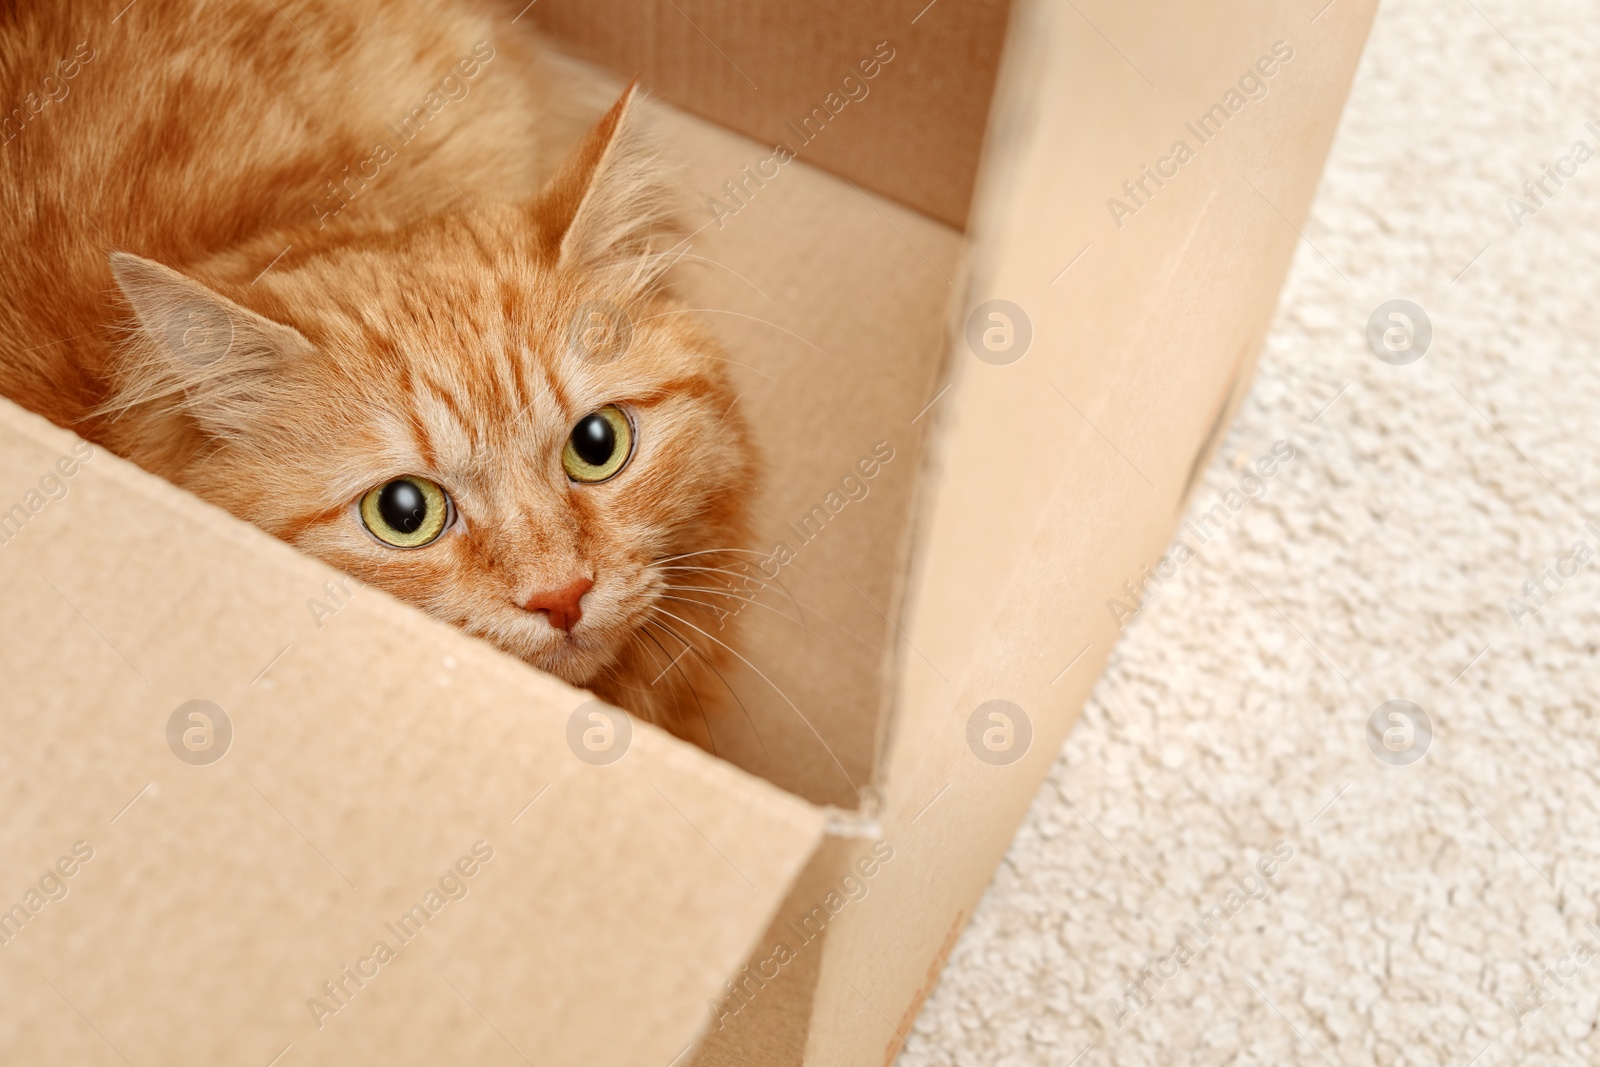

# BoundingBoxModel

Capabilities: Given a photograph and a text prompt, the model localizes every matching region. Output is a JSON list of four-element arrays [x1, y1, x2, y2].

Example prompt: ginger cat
[[0, 0, 754, 742]]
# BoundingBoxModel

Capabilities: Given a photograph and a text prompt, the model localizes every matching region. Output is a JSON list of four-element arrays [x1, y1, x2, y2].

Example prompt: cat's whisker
[[647, 605, 854, 790], [673, 580, 878, 652], [658, 211, 723, 260], [652, 550, 817, 606], [636, 621, 701, 686], [642, 618, 766, 763], [665, 585, 876, 659], [645, 609, 788, 756], [626, 628, 700, 743], [654, 563, 804, 618], [638, 625, 718, 756], [677, 351, 780, 384], [630, 307, 831, 365], [618, 627, 670, 686], [651, 551, 806, 599], [658, 589, 844, 654], [665, 252, 782, 309], [661, 585, 866, 649], [586, 233, 692, 277], [653, 546, 787, 566], [602, 630, 699, 741], [660, 583, 816, 633], [656, 593, 766, 632]]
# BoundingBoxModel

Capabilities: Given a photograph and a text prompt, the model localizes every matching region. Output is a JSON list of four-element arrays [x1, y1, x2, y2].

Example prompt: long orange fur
[[0, 0, 755, 743]]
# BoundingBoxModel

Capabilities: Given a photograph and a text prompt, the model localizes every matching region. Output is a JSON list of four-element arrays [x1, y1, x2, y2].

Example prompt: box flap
[[887, 0, 1377, 797], [529, 0, 1014, 229], [790, 1, 1378, 1063], [0, 399, 825, 1065]]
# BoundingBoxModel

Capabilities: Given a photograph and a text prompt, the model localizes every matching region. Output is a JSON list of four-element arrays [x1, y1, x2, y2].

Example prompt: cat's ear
[[533, 81, 672, 274], [108, 252, 312, 435]]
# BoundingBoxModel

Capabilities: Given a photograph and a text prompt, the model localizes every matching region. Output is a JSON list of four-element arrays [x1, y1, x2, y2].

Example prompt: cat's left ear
[[108, 252, 313, 435], [533, 80, 672, 273]]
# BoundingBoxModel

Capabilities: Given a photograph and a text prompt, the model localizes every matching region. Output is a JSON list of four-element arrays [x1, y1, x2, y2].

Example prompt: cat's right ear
[[109, 252, 312, 435], [531, 81, 673, 279]]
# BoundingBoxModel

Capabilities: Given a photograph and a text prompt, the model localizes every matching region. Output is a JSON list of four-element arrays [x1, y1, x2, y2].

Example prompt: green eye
[[359, 476, 450, 548], [562, 404, 633, 483]]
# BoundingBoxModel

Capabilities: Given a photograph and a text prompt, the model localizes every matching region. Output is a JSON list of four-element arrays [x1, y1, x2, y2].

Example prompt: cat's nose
[[522, 578, 594, 633]]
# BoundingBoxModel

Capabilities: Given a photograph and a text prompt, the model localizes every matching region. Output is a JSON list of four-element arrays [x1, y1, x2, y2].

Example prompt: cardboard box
[[0, 0, 1374, 1063]]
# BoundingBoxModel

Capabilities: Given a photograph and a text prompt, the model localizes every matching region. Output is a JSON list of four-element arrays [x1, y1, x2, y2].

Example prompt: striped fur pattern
[[0, 0, 753, 739]]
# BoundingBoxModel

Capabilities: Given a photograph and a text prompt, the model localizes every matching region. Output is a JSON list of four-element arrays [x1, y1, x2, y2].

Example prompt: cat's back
[[0, 0, 561, 436]]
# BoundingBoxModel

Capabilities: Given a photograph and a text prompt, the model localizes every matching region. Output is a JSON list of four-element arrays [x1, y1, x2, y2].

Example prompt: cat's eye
[[562, 404, 633, 483], [359, 476, 451, 548]]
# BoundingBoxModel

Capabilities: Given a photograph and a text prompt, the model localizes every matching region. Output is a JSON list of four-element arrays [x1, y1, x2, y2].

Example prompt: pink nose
[[523, 578, 593, 632]]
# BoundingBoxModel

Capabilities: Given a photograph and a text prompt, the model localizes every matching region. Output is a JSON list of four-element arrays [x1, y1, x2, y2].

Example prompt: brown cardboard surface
[[0, 400, 825, 1065], [529, 0, 1012, 230], [0, 0, 1375, 1061], [652, 100, 963, 811], [688, 836, 870, 1067], [0, 45, 957, 1062], [795, 2, 1379, 1064]]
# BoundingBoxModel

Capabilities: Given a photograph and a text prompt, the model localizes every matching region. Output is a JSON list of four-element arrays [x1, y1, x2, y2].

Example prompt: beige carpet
[[902, 1, 1600, 1064]]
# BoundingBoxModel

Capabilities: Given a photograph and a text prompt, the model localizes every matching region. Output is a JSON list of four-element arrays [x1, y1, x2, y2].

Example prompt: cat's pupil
[[572, 413, 616, 466], [377, 479, 428, 533]]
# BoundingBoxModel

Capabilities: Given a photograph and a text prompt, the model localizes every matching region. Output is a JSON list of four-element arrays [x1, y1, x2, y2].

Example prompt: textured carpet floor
[[902, 2, 1600, 1064]]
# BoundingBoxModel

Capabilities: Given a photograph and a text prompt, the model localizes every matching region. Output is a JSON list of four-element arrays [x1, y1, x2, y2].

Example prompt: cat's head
[[105, 87, 752, 707]]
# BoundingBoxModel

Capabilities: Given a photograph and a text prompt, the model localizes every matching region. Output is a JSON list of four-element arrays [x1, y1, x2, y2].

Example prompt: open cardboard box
[[0, 0, 1375, 1063]]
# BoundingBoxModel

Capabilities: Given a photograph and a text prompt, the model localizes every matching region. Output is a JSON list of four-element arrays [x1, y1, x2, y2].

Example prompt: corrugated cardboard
[[527, 0, 1013, 230], [0, 400, 825, 1065], [800, 2, 1380, 1061], [0, 0, 1375, 1063]]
